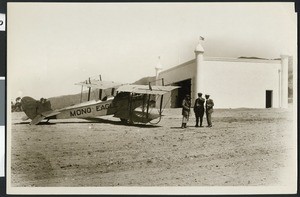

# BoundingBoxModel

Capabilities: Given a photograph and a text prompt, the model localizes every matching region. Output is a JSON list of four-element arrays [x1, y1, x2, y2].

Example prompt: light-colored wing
[[75, 80, 123, 90], [117, 85, 180, 95]]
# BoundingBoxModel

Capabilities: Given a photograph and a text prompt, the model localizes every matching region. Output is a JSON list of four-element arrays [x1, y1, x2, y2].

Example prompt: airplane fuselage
[[21, 92, 155, 124], [56, 99, 116, 119]]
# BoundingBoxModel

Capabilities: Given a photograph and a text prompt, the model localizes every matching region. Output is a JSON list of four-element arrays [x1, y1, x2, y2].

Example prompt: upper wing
[[75, 80, 123, 90], [116, 84, 180, 95]]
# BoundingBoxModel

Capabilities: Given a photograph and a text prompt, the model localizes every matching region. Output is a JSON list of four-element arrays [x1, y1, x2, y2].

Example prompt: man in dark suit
[[181, 94, 191, 128], [205, 94, 214, 127], [193, 93, 205, 127]]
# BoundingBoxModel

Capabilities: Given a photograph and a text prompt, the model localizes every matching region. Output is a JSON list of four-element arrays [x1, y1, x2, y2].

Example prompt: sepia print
[[7, 2, 297, 195]]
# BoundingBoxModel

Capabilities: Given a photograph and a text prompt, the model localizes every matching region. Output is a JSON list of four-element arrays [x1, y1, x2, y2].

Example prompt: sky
[[7, 2, 297, 100]]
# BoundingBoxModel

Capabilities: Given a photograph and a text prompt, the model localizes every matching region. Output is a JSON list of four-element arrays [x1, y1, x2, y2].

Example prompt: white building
[[155, 39, 290, 109]]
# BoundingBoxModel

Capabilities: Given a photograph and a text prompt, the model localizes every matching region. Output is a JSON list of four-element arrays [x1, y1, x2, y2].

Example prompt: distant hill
[[48, 89, 111, 110], [48, 91, 89, 110], [238, 56, 269, 60]]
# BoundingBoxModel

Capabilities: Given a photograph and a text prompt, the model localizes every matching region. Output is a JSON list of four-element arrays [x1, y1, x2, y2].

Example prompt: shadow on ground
[[14, 117, 161, 128], [81, 117, 160, 128]]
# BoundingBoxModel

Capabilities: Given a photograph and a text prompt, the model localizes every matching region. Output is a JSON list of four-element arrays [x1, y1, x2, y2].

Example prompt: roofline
[[159, 59, 195, 75], [159, 56, 281, 75], [204, 56, 281, 64]]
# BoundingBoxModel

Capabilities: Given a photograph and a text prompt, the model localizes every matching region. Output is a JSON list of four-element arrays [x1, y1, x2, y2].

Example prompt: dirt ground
[[10, 106, 295, 187]]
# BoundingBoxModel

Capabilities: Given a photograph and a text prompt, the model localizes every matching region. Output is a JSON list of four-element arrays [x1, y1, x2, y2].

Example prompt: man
[[194, 93, 205, 127], [181, 94, 191, 128], [205, 94, 214, 127]]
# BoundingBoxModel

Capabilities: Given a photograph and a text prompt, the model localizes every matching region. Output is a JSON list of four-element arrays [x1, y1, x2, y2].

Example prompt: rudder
[[21, 97, 52, 120]]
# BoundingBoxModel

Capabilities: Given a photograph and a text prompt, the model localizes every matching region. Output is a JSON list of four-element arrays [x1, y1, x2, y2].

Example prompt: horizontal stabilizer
[[30, 114, 46, 125], [75, 80, 123, 90], [117, 85, 180, 95], [21, 115, 29, 121], [29, 110, 60, 125]]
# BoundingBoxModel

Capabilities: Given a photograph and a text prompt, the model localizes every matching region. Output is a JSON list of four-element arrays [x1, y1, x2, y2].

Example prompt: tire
[[120, 118, 128, 124]]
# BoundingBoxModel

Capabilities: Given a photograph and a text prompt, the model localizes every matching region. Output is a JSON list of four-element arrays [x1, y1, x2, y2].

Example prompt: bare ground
[[10, 106, 295, 187]]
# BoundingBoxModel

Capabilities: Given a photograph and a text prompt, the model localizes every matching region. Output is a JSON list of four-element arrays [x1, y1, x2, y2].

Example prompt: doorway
[[266, 90, 273, 108], [171, 79, 191, 108]]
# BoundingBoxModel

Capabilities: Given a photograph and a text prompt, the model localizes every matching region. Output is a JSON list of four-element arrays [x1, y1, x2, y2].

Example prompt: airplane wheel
[[120, 118, 128, 124]]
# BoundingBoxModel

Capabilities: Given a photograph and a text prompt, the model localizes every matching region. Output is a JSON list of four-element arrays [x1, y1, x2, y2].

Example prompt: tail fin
[[21, 97, 52, 120]]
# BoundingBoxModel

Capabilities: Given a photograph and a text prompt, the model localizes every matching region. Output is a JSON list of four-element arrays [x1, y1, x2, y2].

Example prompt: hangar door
[[171, 79, 191, 108]]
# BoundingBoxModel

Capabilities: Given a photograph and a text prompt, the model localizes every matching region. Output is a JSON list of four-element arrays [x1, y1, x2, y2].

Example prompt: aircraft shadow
[[15, 118, 161, 128], [14, 122, 56, 125], [14, 122, 30, 125], [80, 117, 161, 128], [170, 126, 198, 129]]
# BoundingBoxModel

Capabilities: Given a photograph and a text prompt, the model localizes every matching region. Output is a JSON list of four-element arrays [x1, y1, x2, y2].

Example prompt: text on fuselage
[[69, 103, 112, 117]]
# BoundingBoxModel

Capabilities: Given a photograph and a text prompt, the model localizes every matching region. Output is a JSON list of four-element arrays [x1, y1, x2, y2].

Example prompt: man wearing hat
[[205, 94, 214, 127], [181, 94, 191, 128], [194, 93, 205, 127]]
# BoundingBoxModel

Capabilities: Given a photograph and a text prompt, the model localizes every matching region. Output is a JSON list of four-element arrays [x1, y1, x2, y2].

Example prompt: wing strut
[[159, 78, 164, 116], [146, 94, 151, 120], [111, 88, 115, 96], [141, 94, 146, 123], [87, 78, 91, 101], [80, 84, 83, 103], [146, 82, 152, 120], [99, 75, 102, 100], [148, 82, 152, 91], [128, 92, 133, 123]]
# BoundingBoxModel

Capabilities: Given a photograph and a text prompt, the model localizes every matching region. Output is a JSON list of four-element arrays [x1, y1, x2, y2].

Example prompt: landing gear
[[120, 118, 128, 124], [128, 120, 134, 125], [120, 118, 134, 125]]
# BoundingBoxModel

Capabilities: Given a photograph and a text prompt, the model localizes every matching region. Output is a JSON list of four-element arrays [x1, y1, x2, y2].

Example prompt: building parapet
[[159, 56, 280, 76], [204, 56, 281, 64], [159, 59, 196, 75]]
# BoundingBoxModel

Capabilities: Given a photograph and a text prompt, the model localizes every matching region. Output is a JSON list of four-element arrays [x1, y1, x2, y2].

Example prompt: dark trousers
[[206, 111, 212, 126], [195, 110, 204, 126]]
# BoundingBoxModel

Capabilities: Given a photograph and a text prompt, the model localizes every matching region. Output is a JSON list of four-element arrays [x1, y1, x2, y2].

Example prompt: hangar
[[154, 39, 290, 109]]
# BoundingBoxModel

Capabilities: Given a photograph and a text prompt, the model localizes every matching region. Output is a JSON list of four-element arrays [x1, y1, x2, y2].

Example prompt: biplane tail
[[21, 97, 60, 125]]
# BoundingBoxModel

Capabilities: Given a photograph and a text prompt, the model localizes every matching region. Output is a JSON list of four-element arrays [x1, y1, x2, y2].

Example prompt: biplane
[[20, 77, 179, 125]]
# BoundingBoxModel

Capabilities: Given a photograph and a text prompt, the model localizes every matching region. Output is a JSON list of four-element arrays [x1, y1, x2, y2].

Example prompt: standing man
[[194, 93, 205, 127], [205, 94, 214, 127], [181, 94, 191, 128]]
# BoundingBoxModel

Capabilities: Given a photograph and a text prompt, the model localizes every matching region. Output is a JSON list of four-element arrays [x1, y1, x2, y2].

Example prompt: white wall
[[203, 58, 281, 108], [159, 60, 196, 108], [158, 57, 281, 109], [159, 60, 196, 86]]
